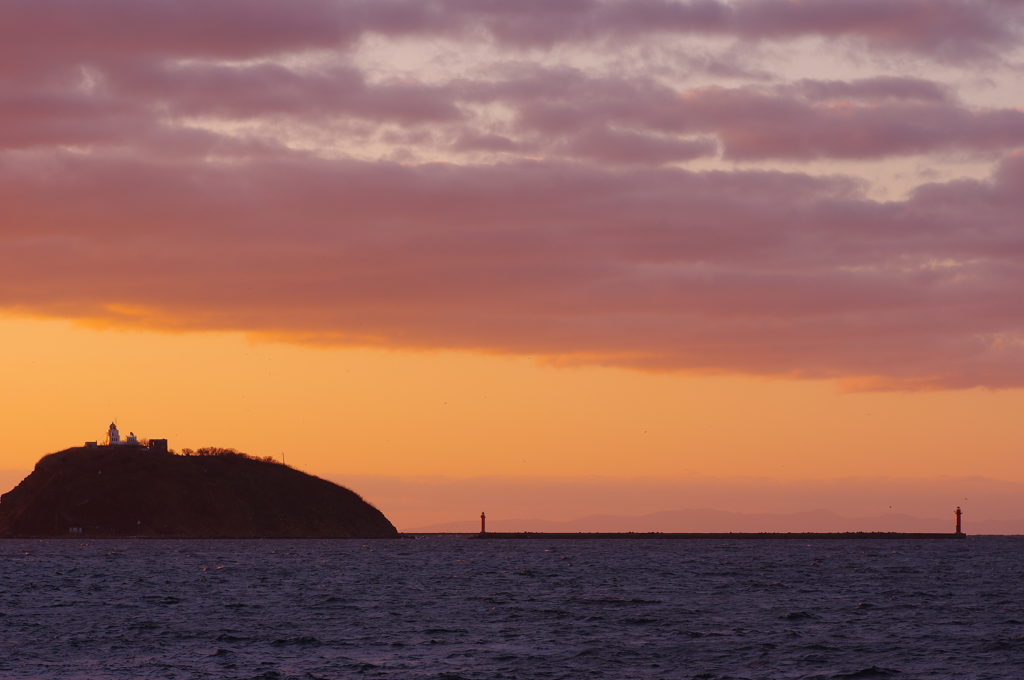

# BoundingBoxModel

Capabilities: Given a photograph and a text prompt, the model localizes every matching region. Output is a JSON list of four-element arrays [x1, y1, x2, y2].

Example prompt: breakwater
[[470, 532, 966, 540]]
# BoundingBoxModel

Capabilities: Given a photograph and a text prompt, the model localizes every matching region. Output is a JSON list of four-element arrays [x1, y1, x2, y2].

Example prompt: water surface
[[2, 536, 1022, 678]]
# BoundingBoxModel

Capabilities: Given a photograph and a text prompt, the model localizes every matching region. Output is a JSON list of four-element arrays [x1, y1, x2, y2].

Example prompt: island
[[0, 445, 398, 539]]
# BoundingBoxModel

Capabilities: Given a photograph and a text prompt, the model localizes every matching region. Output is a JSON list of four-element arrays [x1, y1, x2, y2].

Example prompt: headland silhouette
[[0, 434, 397, 538]]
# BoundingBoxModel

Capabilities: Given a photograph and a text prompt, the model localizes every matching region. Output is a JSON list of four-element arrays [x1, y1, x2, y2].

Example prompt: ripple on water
[[1, 537, 1023, 678]]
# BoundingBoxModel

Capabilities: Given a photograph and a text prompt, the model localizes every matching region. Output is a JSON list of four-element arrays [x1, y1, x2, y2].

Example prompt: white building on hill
[[106, 422, 138, 445], [91, 422, 166, 450]]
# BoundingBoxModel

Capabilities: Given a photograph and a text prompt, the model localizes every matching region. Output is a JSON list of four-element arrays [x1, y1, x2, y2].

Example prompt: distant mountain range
[[410, 508, 1023, 535], [327, 474, 1024, 535]]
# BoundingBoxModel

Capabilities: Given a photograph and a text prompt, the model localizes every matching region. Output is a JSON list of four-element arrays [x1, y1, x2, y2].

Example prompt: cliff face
[[0, 447, 398, 538]]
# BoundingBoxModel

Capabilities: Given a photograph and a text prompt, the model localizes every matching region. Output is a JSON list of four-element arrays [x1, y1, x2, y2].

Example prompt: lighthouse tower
[[107, 422, 121, 446]]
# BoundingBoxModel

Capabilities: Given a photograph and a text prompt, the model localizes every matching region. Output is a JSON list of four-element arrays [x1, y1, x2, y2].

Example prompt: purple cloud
[[2, 0, 1023, 389], [3, 150, 1024, 388]]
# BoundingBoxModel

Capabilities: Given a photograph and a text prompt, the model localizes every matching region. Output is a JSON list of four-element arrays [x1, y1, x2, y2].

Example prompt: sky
[[2, 0, 1024, 531]]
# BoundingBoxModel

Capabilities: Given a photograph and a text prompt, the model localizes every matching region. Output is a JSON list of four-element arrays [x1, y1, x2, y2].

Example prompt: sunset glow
[[3, 0, 1024, 530]]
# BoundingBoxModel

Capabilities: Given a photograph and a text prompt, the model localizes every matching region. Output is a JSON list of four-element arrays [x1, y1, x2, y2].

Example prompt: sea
[[2, 536, 1022, 679]]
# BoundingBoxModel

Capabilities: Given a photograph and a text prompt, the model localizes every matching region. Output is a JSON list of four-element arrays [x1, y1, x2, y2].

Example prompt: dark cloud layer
[[4, 63, 1024, 163], [3, 150, 1024, 388], [2, 0, 1019, 60], [1, 0, 1023, 388]]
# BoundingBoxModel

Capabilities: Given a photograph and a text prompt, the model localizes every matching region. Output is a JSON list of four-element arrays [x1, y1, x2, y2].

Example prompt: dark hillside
[[0, 447, 397, 538]]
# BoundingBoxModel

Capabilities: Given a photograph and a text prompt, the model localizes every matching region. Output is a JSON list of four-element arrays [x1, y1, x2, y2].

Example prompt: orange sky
[[3, 2, 1024, 530], [3, 314, 1023, 485]]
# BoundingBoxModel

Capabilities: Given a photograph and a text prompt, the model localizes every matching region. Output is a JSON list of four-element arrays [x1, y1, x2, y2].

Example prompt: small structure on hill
[[91, 423, 167, 451]]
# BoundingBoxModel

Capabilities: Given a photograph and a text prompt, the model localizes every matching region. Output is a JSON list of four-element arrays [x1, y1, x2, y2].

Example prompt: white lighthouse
[[91, 421, 163, 450], [107, 422, 121, 445]]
